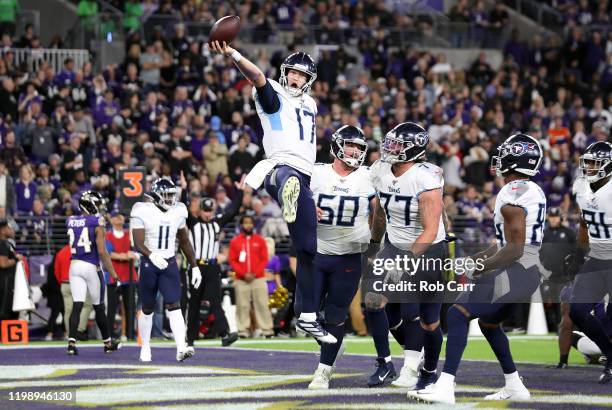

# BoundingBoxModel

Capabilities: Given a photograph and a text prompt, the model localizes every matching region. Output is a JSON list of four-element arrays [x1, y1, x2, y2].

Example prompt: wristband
[[231, 50, 242, 63]]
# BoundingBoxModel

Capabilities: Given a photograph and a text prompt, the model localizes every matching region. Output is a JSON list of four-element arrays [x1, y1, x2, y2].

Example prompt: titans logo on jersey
[[252, 79, 318, 176], [311, 163, 376, 255], [66, 215, 104, 265], [573, 176, 612, 259], [493, 179, 546, 266], [130, 201, 188, 259], [370, 160, 446, 249]]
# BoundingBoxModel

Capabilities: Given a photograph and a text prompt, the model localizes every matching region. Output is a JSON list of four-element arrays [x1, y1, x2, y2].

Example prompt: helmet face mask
[[491, 133, 542, 177], [150, 178, 178, 210], [279, 52, 317, 97], [331, 125, 367, 168], [579, 142, 612, 183], [381, 122, 428, 164]]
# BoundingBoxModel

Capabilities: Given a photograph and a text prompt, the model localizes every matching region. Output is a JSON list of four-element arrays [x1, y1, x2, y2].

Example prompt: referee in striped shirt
[[186, 181, 244, 349]]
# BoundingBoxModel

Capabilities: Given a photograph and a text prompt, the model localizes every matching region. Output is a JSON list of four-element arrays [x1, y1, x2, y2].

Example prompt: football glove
[[191, 266, 202, 289], [149, 253, 168, 270]]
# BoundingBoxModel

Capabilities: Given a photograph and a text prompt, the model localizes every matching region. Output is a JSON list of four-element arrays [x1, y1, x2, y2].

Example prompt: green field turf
[[27, 335, 591, 366]]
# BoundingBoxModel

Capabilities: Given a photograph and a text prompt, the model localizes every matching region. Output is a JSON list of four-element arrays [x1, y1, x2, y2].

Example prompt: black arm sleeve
[[256, 80, 281, 114], [216, 190, 244, 227]]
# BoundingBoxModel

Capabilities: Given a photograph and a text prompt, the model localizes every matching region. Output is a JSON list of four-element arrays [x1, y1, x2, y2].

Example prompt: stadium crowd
[[0, 0, 611, 341]]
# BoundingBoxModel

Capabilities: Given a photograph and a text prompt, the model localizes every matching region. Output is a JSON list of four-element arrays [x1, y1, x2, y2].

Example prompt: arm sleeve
[[217, 190, 244, 227], [255, 80, 281, 114]]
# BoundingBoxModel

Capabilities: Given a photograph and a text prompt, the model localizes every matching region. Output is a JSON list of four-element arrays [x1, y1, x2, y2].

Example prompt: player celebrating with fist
[[208, 40, 335, 343]]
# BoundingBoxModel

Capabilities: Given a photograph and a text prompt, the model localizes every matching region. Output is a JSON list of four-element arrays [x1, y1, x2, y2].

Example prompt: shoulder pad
[[572, 177, 588, 196]]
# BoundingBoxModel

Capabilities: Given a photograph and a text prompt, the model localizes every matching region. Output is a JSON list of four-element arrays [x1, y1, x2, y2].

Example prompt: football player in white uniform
[[415, 133, 546, 404], [131, 178, 202, 362], [365, 122, 447, 390], [209, 41, 334, 343], [307, 125, 376, 389], [568, 141, 612, 384]]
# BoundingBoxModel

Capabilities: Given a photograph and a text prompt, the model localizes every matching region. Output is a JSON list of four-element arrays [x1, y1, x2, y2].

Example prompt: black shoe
[[599, 364, 612, 384], [415, 368, 438, 390], [67, 343, 78, 356], [367, 358, 396, 387], [104, 339, 122, 353], [222, 332, 239, 347], [554, 362, 568, 369]]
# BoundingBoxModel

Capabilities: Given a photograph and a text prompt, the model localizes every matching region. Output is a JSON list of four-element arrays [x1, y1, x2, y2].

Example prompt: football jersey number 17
[[296, 108, 315, 143]]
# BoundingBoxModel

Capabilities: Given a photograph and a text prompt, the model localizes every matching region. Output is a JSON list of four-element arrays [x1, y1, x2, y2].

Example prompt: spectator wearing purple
[[17, 82, 42, 119], [54, 58, 76, 86], [175, 54, 199, 93], [14, 165, 37, 215], [25, 198, 48, 246], [94, 89, 120, 128], [225, 111, 256, 146], [583, 31, 605, 82], [170, 86, 193, 122], [190, 125, 207, 162], [139, 91, 165, 132]]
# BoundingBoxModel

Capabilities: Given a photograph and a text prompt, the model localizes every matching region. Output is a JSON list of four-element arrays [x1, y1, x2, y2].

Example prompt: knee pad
[[364, 292, 386, 311], [324, 304, 348, 326], [165, 303, 181, 312]]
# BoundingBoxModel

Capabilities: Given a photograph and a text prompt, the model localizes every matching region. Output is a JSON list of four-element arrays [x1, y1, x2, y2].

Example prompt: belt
[[198, 259, 217, 266]]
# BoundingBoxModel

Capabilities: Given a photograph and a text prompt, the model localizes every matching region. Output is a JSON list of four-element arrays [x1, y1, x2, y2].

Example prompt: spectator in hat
[[202, 132, 228, 183], [0, 159, 15, 216]]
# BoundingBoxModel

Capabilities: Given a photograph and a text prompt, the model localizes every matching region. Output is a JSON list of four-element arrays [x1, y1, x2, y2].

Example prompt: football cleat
[[484, 385, 531, 401], [408, 381, 455, 404], [222, 332, 239, 347], [281, 176, 300, 223], [414, 369, 437, 391], [367, 358, 396, 387], [308, 367, 332, 390], [104, 339, 122, 353], [296, 319, 337, 344], [391, 366, 419, 388], [185, 345, 195, 357], [599, 364, 612, 384], [555, 362, 569, 369], [139, 345, 152, 362], [177, 349, 193, 362], [67, 342, 78, 356]]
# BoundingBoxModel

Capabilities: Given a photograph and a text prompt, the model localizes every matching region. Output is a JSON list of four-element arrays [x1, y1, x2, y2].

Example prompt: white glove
[[149, 253, 168, 270], [455, 257, 477, 280], [191, 267, 202, 289]]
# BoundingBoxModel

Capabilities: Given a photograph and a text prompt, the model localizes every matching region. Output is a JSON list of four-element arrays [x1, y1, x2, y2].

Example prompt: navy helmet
[[580, 141, 612, 183], [149, 178, 178, 210], [79, 190, 107, 215], [331, 125, 368, 168], [279, 52, 317, 97], [491, 133, 542, 177], [381, 122, 429, 164]]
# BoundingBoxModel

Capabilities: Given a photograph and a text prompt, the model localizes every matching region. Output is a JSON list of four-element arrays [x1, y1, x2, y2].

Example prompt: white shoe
[[177, 347, 194, 362], [281, 176, 300, 223], [408, 381, 455, 404], [139, 345, 152, 362], [484, 385, 531, 401], [308, 367, 332, 390], [391, 366, 419, 388]]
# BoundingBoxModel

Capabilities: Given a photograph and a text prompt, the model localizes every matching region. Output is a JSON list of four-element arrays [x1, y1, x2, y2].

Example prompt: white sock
[[404, 349, 422, 372], [167, 309, 187, 352], [504, 371, 522, 387], [437, 372, 455, 389], [317, 363, 333, 372], [384, 356, 392, 363], [299, 312, 317, 322], [138, 312, 153, 347]]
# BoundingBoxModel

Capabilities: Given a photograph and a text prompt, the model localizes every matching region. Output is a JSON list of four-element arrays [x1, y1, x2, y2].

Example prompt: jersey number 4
[[317, 195, 359, 226], [68, 228, 92, 254]]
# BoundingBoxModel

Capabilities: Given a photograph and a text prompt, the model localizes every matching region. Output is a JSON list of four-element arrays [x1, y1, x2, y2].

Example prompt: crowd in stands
[[0, 1, 609, 251], [546, 0, 612, 27]]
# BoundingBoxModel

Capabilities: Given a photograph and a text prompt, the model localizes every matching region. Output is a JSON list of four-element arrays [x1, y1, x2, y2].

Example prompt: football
[[208, 15, 241, 46]]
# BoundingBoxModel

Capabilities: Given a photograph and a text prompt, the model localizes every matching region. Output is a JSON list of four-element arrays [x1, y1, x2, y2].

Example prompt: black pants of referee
[[187, 262, 229, 345]]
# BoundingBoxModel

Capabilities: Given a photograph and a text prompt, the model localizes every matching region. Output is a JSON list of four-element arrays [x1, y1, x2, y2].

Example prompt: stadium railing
[[0, 47, 90, 74]]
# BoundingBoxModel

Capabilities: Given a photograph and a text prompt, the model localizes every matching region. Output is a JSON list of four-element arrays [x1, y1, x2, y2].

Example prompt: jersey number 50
[[317, 195, 359, 226]]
